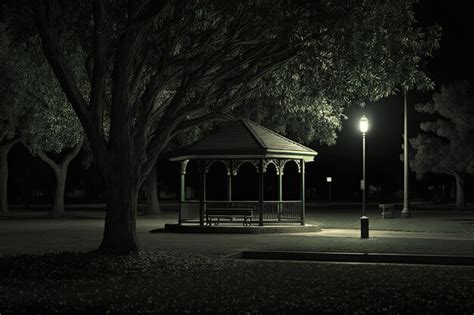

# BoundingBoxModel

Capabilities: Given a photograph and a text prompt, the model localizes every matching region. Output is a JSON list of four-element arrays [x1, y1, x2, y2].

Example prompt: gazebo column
[[258, 159, 264, 226], [199, 160, 207, 226], [300, 159, 305, 225], [277, 162, 283, 221]]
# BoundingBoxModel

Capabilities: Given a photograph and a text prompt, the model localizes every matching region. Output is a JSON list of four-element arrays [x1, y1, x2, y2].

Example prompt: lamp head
[[359, 115, 369, 133]]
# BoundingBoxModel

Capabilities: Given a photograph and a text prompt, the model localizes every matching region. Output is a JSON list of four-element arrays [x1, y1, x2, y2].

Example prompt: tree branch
[[171, 113, 233, 139], [90, 0, 108, 139], [36, 150, 61, 175], [32, 0, 91, 131], [63, 137, 84, 165], [0, 137, 20, 151]]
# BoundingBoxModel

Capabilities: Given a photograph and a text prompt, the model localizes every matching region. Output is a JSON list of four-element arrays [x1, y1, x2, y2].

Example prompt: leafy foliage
[[5, 0, 441, 158], [14, 46, 84, 154], [410, 81, 474, 178], [232, 1, 440, 145], [0, 26, 29, 144], [0, 26, 84, 153]]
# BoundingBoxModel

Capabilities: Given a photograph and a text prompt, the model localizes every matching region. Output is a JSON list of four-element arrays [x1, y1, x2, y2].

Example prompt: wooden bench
[[379, 203, 394, 219], [206, 208, 253, 226]]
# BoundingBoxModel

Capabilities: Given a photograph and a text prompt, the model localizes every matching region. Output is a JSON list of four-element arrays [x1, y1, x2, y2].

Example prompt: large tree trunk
[[145, 164, 161, 216], [99, 161, 139, 254], [0, 145, 10, 216], [48, 166, 67, 217], [0, 140, 18, 216], [454, 173, 465, 209], [36, 140, 83, 217]]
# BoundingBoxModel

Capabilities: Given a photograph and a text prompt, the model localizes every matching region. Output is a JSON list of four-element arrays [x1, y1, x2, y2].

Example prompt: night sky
[[6, 0, 474, 204]]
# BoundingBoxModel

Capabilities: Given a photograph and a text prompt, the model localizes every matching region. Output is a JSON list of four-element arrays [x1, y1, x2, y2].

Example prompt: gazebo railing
[[263, 201, 301, 221], [179, 200, 301, 224]]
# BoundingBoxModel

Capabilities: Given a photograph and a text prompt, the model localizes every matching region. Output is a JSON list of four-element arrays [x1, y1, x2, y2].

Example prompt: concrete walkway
[[313, 228, 474, 241], [1, 210, 473, 257]]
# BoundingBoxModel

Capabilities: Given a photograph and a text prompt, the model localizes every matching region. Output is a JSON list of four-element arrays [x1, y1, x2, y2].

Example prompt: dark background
[[6, 0, 474, 205]]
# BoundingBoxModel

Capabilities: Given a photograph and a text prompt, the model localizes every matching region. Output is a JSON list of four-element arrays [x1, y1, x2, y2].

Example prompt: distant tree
[[17, 47, 86, 217], [0, 28, 85, 216], [410, 81, 474, 208], [0, 27, 31, 215], [6, 0, 439, 253], [0, 65, 20, 216]]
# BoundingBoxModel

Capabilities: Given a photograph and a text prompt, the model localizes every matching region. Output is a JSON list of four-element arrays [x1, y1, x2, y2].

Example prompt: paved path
[[314, 228, 474, 241], [1, 211, 473, 257]]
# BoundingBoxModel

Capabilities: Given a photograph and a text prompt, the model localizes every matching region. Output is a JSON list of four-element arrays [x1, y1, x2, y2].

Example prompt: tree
[[17, 47, 85, 217], [0, 76, 20, 216], [410, 81, 474, 208], [0, 26, 85, 216], [0, 26, 32, 215], [143, 164, 160, 216], [7, 0, 439, 253]]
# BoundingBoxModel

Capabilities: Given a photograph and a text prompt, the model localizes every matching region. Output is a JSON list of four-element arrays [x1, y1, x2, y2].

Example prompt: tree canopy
[[4, 0, 440, 252], [410, 81, 474, 208], [230, 0, 440, 145]]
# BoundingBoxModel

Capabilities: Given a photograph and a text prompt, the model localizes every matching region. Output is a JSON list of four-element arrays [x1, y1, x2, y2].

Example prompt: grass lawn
[[1, 251, 473, 314]]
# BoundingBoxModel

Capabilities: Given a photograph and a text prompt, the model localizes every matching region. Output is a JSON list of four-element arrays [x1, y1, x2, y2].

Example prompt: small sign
[[360, 179, 365, 190], [326, 177, 332, 183]]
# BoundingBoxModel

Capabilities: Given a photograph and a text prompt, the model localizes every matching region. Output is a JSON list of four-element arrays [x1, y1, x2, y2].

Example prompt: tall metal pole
[[362, 132, 366, 217], [402, 86, 411, 218], [360, 131, 369, 238]]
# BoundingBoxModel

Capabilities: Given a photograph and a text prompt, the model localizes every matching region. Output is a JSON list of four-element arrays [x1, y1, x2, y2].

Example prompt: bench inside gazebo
[[169, 119, 317, 226]]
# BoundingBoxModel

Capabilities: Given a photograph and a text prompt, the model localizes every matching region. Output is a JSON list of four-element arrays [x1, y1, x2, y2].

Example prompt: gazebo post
[[258, 159, 264, 226], [278, 161, 283, 221], [199, 160, 206, 226], [300, 159, 305, 225]]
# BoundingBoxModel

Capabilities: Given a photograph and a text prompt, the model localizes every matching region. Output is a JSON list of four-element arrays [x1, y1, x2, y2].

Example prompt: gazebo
[[169, 119, 317, 226]]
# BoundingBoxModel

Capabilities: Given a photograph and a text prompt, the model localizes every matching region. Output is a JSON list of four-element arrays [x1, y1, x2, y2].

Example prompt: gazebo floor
[[155, 223, 321, 234]]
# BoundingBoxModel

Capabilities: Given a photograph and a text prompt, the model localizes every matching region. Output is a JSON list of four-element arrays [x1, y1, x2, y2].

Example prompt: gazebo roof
[[169, 119, 318, 162]]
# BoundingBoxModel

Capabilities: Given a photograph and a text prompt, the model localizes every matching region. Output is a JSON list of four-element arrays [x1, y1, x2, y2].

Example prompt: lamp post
[[401, 86, 411, 217], [359, 115, 369, 239], [326, 177, 332, 202]]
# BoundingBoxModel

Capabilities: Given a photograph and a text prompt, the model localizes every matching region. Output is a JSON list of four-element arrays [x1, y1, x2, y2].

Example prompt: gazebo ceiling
[[169, 119, 318, 162]]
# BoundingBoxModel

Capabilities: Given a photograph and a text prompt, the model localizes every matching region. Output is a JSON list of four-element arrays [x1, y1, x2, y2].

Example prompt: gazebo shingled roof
[[169, 119, 318, 162]]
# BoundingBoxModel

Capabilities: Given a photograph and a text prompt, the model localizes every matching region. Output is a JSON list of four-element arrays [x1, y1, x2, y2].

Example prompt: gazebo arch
[[169, 119, 318, 226]]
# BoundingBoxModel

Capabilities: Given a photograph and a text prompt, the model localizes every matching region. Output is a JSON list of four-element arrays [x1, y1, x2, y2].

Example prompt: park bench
[[206, 208, 253, 226], [379, 203, 394, 219]]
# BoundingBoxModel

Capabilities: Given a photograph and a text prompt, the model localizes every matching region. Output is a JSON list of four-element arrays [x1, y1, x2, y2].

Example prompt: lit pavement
[[312, 228, 474, 241], [1, 209, 473, 257]]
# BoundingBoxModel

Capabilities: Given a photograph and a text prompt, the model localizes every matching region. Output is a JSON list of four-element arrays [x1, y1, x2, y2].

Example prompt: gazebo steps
[[154, 224, 321, 234]]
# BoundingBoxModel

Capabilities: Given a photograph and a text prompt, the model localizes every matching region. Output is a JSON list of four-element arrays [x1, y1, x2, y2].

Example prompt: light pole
[[401, 86, 411, 217], [359, 115, 369, 238], [326, 177, 332, 202]]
